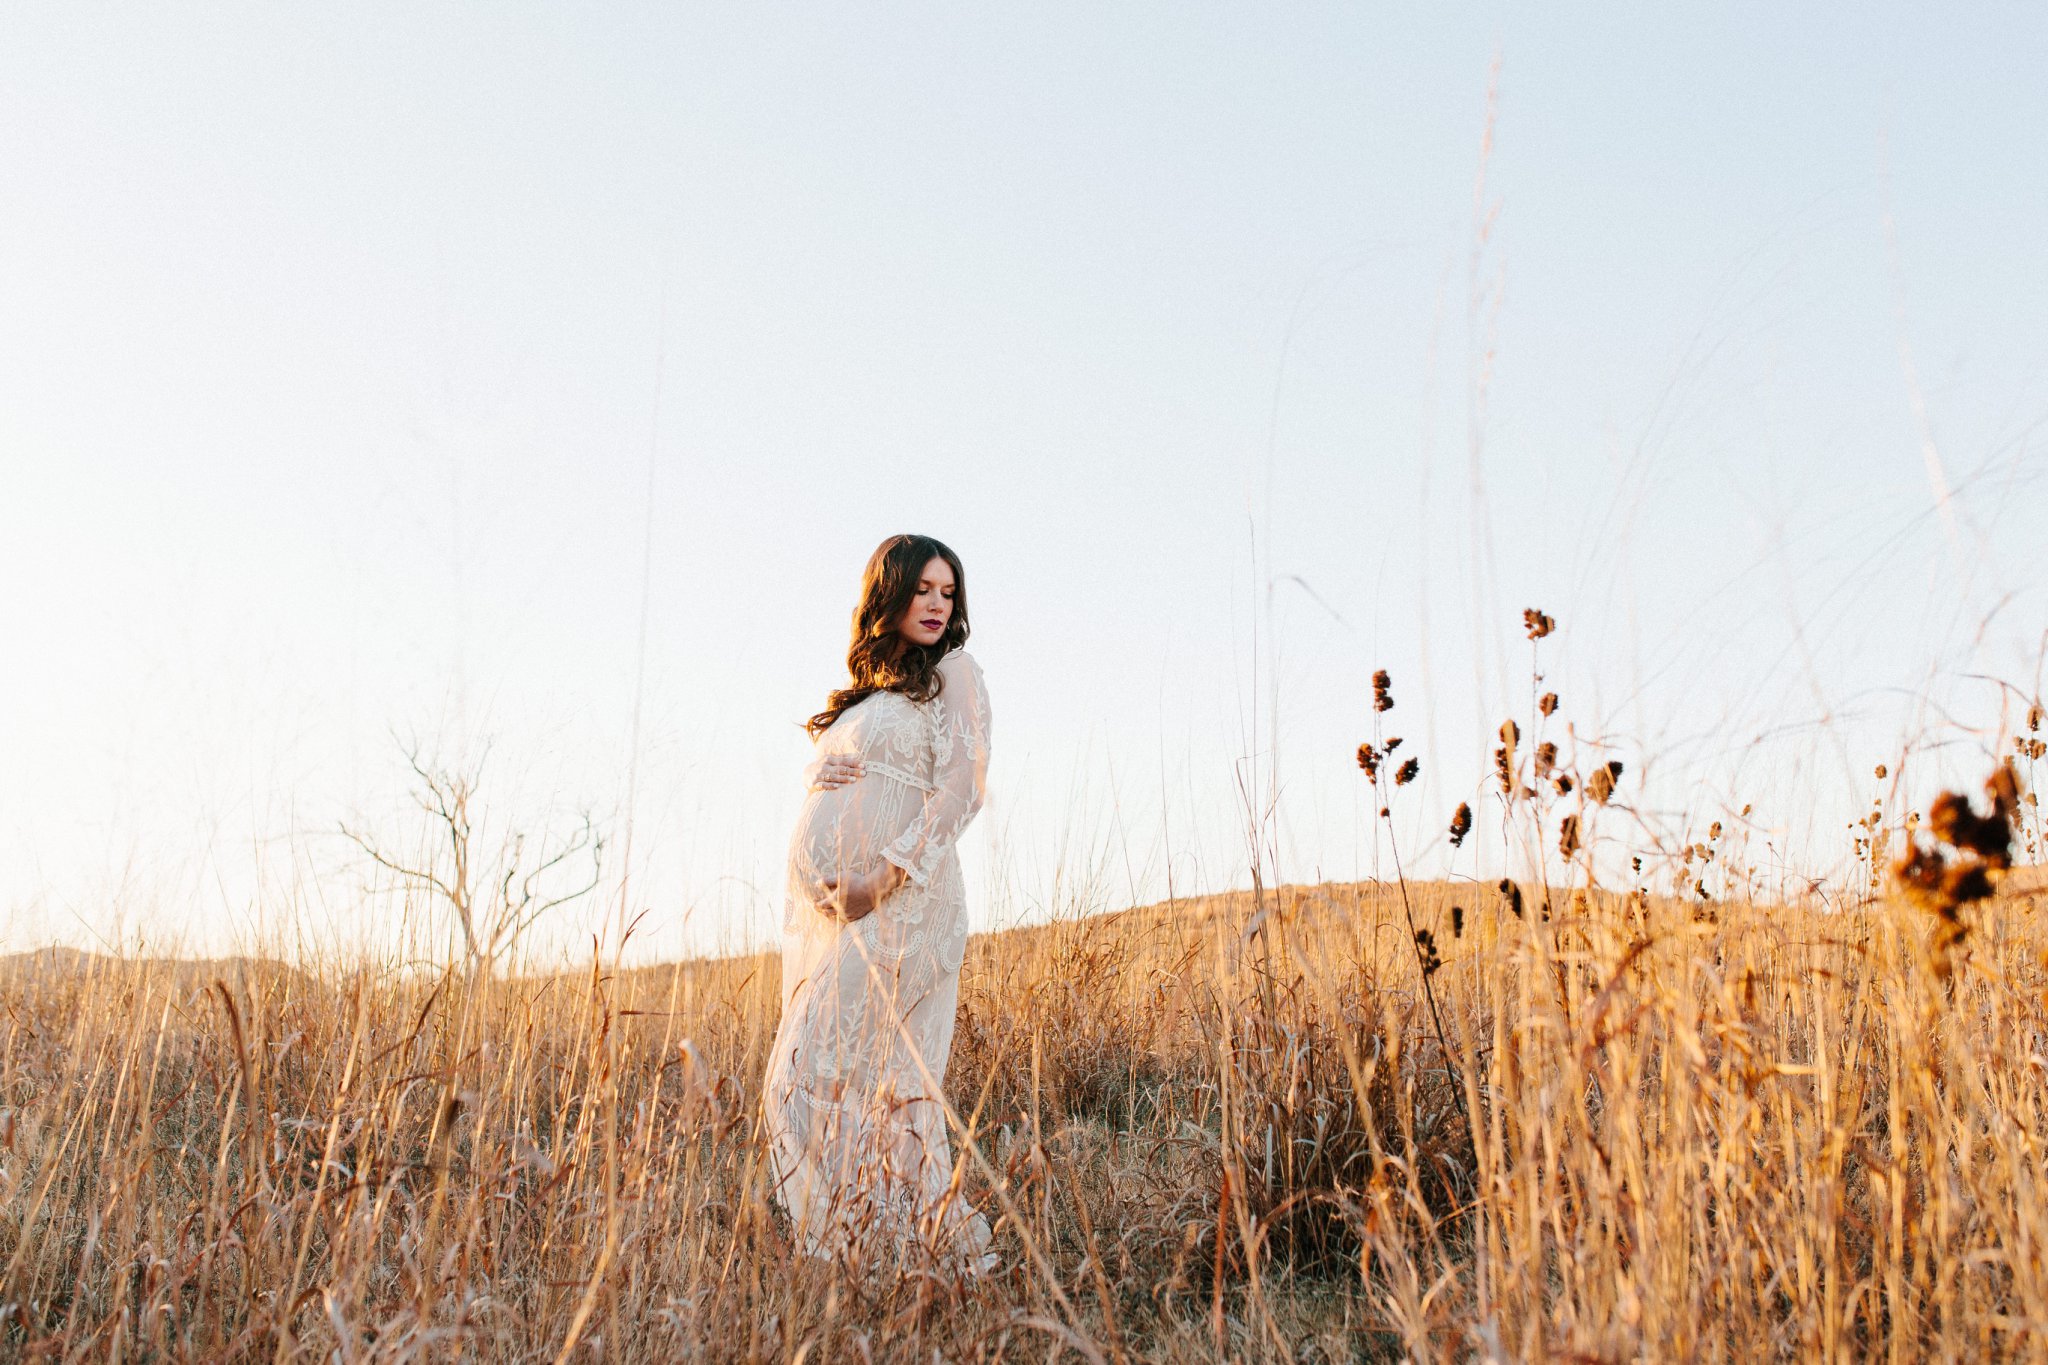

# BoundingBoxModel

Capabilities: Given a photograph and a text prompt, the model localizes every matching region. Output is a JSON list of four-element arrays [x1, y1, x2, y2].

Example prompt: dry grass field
[[6, 844, 2048, 1361], [4, 657, 2046, 1362]]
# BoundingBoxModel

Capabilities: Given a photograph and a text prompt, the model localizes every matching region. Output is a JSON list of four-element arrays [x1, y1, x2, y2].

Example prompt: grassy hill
[[4, 872, 2046, 1360]]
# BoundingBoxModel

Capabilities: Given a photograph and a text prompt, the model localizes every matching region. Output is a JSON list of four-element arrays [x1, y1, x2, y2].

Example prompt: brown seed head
[[1997, 758, 2026, 816], [1535, 741, 1557, 778], [1588, 759, 1624, 804], [2031, 703, 2043, 733], [1539, 691, 1559, 716], [1372, 669, 1394, 713], [1448, 802, 1473, 847], [1498, 877, 1524, 918], [1413, 927, 1443, 975], [1356, 742, 1380, 780], [1451, 904, 1465, 938], [1395, 756, 1420, 786], [1875, 763, 1888, 780], [1927, 763, 2020, 869], [1523, 608, 1556, 640], [1893, 761, 2026, 976], [1558, 813, 1580, 859]]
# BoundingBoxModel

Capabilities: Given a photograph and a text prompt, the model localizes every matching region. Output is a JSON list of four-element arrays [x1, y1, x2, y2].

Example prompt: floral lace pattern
[[763, 649, 994, 1272]]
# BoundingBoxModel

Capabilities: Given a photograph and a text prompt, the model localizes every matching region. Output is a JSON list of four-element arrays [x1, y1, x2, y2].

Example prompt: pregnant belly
[[790, 786, 882, 886]]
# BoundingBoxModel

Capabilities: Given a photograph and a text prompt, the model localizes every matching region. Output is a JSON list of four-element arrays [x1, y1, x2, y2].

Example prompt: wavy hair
[[805, 534, 970, 738]]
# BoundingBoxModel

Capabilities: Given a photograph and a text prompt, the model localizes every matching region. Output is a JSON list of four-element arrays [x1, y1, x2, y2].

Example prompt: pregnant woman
[[762, 533, 996, 1273]]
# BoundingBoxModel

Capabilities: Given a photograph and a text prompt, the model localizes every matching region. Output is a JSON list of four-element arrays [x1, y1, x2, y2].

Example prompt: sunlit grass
[[5, 857, 2047, 1360], [5, 618, 2045, 1360]]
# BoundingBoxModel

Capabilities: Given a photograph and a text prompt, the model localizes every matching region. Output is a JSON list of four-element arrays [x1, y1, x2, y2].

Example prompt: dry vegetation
[[5, 646, 2047, 1361]]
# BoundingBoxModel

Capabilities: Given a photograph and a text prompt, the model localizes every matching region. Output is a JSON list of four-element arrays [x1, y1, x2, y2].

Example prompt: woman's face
[[894, 555, 956, 648]]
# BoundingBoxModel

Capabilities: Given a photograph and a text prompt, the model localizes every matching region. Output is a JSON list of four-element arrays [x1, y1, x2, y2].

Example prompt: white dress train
[[762, 647, 996, 1272]]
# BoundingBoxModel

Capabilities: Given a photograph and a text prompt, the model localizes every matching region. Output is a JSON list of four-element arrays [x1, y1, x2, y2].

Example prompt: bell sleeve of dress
[[879, 650, 992, 888]]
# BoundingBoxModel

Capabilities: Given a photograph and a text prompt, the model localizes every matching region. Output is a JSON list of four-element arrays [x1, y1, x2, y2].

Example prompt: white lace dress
[[762, 647, 995, 1271]]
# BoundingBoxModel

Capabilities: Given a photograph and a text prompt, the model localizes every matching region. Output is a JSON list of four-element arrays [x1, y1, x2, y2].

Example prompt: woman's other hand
[[819, 862, 908, 922], [803, 753, 866, 792]]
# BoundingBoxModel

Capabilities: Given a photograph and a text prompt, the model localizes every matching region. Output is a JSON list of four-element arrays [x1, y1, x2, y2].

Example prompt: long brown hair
[[805, 534, 970, 738]]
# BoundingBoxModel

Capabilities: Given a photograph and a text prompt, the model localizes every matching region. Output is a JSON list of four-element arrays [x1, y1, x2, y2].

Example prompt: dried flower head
[[1708, 821, 1722, 841], [1554, 774, 1574, 796], [1927, 762, 2020, 868], [1498, 877, 1524, 918], [1414, 928, 1443, 976], [1451, 904, 1466, 938], [1372, 670, 1394, 713], [1494, 747, 1514, 792], [1539, 691, 1559, 717], [1523, 608, 1556, 640], [1385, 736, 1402, 752], [1875, 763, 1888, 780], [1395, 756, 1420, 786], [1893, 760, 2026, 976], [1894, 840, 1993, 976], [1588, 759, 1624, 804], [1448, 802, 1473, 847], [2031, 703, 2043, 733], [1559, 813, 1580, 859], [1356, 742, 1380, 780], [1535, 741, 1557, 779]]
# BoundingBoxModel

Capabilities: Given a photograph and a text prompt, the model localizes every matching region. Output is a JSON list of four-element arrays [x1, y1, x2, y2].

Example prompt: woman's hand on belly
[[803, 753, 866, 792], [818, 861, 909, 923]]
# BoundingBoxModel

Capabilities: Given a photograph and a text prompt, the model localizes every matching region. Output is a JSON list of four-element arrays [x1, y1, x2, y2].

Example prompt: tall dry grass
[[5, 867, 2048, 1360], [4, 659, 2046, 1360]]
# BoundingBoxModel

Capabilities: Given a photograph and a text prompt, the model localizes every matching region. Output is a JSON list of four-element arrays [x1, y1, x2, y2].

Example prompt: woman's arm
[[879, 650, 992, 888]]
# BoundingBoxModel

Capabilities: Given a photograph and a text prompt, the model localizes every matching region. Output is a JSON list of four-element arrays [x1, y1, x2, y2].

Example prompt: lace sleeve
[[880, 650, 991, 887]]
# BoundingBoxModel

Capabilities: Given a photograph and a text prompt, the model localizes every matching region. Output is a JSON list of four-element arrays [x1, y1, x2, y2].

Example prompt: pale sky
[[3, 5, 2044, 961]]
